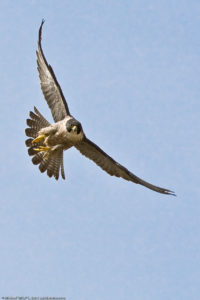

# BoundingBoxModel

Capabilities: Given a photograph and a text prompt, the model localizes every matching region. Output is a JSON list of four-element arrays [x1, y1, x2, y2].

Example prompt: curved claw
[[34, 146, 51, 152], [32, 135, 46, 144]]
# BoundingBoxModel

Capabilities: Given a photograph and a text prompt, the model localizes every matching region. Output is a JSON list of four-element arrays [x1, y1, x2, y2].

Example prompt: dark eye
[[77, 126, 81, 134], [67, 126, 71, 132]]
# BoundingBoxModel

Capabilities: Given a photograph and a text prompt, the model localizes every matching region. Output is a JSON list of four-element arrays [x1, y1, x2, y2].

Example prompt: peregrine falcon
[[25, 20, 175, 195]]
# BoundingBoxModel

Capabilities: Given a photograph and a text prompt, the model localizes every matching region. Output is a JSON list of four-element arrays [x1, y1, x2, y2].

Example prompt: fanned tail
[[25, 107, 65, 180]]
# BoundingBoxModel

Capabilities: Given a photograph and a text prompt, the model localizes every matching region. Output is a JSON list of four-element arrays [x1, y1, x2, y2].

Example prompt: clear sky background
[[0, 0, 199, 299]]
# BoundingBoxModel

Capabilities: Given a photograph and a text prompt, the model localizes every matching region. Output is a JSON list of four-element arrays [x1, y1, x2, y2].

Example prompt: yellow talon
[[34, 146, 51, 152], [32, 134, 46, 144]]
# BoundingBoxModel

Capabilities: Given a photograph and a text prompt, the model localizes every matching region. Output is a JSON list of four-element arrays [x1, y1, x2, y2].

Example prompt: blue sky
[[0, 0, 199, 299]]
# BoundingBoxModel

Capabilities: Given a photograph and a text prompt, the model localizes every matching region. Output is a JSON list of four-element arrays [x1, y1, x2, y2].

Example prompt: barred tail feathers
[[25, 107, 65, 180]]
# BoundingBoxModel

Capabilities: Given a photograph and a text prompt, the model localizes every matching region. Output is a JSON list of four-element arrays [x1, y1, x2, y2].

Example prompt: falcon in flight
[[25, 20, 175, 195]]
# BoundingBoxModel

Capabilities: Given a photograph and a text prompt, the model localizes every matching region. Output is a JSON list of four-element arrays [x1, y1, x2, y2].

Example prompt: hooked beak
[[71, 125, 78, 133]]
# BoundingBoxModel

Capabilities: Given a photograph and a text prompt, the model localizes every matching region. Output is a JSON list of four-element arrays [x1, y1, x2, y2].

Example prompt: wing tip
[[40, 19, 45, 30], [39, 19, 45, 44], [165, 190, 176, 196], [154, 186, 176, 196]]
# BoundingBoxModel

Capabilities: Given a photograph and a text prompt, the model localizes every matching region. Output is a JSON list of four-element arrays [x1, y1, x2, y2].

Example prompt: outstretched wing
[[36, 20, 70, 122], [75, 138, 175, 195]]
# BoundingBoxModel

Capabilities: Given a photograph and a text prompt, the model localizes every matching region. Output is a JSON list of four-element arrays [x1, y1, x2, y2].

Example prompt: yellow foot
[[34, 146, 51, 152], [32, 135, 46, 144]]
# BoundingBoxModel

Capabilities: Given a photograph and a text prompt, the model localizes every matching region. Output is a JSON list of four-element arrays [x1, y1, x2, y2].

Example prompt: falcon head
[[66, 119, 83, 135]]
